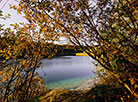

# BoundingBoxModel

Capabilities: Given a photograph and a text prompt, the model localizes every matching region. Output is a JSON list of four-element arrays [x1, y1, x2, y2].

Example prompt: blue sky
[[0, 0, 27, 27]]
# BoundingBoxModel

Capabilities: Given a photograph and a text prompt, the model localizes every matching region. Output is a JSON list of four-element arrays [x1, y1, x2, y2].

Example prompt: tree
[[18, 0, 138, 99], [0, 9, 57, 101]]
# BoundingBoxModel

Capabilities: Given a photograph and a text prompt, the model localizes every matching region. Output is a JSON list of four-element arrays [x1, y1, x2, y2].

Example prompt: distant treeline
[[0, 35, 83, 60], [54, 45, 83, 56]]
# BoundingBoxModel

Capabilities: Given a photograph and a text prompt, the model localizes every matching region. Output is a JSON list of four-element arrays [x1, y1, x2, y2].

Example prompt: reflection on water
[[37, 56, 96, 89]]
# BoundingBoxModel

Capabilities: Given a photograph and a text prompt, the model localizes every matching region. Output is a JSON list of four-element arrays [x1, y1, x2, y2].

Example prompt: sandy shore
[[74, 78, 100, 91]]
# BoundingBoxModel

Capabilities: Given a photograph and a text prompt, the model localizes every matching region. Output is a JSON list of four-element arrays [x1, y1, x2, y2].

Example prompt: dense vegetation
[[0, 0, 138, 101]]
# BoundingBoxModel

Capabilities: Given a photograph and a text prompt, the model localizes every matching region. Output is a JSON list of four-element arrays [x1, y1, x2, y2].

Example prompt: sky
[[0, 0, 69, 44], [0, 0, 27, 27]]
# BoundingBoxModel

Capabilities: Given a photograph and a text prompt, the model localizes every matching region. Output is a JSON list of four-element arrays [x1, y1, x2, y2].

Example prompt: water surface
[[37, 56, 96, 89]]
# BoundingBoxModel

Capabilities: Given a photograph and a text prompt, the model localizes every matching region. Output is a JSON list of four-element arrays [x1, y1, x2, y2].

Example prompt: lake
[[37, 56, 97, 90]]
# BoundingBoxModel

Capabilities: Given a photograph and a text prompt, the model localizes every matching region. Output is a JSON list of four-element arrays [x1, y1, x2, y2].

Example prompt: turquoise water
[[37, 56, 96, 90], [46, 75, 96, 90]]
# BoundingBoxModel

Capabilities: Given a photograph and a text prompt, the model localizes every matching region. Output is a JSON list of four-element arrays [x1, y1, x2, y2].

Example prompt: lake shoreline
[[74, 78, 100, 91], [46, 77, 100, 91]]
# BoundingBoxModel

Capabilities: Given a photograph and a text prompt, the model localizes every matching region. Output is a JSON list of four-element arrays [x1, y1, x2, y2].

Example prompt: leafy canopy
[[19, 0, 138, 99]]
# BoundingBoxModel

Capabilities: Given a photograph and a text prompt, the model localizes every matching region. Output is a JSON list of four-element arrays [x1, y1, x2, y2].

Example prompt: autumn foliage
[[19, 0, 138, 100], [0, 10, 56, 101], [0, 0, 138, 101]]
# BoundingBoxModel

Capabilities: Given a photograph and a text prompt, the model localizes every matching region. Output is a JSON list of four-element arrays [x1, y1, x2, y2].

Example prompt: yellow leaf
[[6, 56, 10, 60], [101, 54, 104, 58], [108, 44, 111, 47], [134, 84, 137, 89], [44, 15, 48, 19], [118, 45, 121, 48], [47, 19, 50, 23], [130, 78, 135, 85], [18, 5, 21, 11], [21, 3, 24, 7], [42, 27, 47, 31], [16, 73, 19, 76]]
